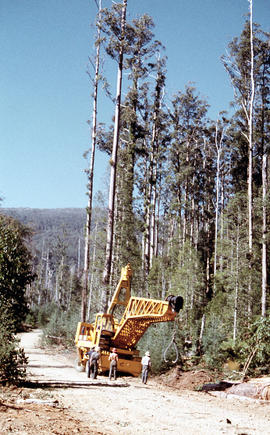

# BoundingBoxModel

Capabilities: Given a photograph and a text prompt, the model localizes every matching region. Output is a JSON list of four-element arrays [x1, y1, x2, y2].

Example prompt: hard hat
[[95, 346, 100, 351], [145, 351, 150, 356], [112, 348, 117, 352]]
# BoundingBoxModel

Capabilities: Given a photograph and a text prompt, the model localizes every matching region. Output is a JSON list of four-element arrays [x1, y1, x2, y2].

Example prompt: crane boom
[[112, 296, 177, 348], [74, 264, 183, 376]]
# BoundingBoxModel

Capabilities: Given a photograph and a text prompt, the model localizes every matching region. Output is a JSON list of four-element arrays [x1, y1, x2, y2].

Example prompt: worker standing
[[109, 347, 118, 380], [141, 351, 151, 384], [89, 346, 100, 379], [86, 347, 94, 378]]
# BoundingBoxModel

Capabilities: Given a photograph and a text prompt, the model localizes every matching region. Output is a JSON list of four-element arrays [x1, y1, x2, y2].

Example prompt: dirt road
[[9, 330, 270, 434]]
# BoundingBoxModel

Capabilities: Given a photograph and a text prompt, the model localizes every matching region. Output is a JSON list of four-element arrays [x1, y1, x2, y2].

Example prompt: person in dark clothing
[[108, 348, 118, 380], [86, 347, 94, 378], [89, 346, 100, 379]]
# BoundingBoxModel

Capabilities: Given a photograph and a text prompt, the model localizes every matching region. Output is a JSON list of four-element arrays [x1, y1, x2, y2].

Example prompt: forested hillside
[[1, 208, 86, 265]]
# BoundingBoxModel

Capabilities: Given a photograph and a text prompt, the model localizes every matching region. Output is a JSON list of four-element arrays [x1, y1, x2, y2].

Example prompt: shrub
[[240, 316, 270, 376], [0, 306, 28, 384], [0, 215, 35, 330], [202, 316, 228, 368], [42, 304, 81, 347], [30, 303, 53, 327]]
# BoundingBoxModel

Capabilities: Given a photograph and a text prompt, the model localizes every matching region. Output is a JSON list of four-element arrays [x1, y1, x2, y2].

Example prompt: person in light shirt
[[141, 351, 151, 384]]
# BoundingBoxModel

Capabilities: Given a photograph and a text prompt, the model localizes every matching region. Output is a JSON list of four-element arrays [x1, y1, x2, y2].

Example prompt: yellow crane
[[75, 264, 183, 376]]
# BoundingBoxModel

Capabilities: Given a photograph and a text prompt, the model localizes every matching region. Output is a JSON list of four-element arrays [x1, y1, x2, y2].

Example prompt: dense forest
[[1, 0, 270, 379]]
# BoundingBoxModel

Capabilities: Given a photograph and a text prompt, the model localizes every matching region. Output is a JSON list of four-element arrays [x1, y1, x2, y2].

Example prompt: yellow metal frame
[[113, 296, 176, 349], [107, 263, 132, 315], [75, 264, 179, 376]]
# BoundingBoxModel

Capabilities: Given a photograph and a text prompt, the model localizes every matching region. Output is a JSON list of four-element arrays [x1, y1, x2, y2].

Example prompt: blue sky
[[1, 0, 269, 209]]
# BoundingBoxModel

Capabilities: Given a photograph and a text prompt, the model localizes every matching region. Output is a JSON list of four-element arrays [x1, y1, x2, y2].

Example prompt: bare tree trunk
[[247, 0, 255, 316], [77, 238, 81, 276], [81, 0, 102, 322], [67, 265, 75, 311], [141, 147, 149, 296], [87, 222, 98, 320], [150, 167, 157, 267], [261, 148, 268, 316], [38, 239, 45, 304], [199, 313, 206, 350], [183, 171, 188, 244], [260, 38, 268, 317], [213, 119, 225, 282], [45, 250, 50, 289], [111, 182, 120, 287], [55, 273, 59, 305], [233, 219, 240, 342], [58, 256, 64, 306], [144, 115, 156, 276], [190, 174, 195, 244], [102, 0, 127, 311], [144, 103, 158, 276], [154, 187, 160, 258], [220, 175, 225, 272]]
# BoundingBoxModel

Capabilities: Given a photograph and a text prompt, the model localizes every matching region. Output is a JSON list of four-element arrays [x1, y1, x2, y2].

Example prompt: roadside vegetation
[[0, 215, 34, 383]]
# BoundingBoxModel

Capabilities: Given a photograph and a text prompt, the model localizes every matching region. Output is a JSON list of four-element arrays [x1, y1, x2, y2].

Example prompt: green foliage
[[27, 304, 55, 328], [147, 257, 170, 299], [240, 316, 270, 375], [42, 304, 81, 347], [0, 306, 28, 384], [0, 214, 35, 330], [171, 242, 204, 299], [218, 339, 245, 371], [170, 242, 205, 335], [0, 215, 34, 383], [202, 313, 270, 374], [25, 310, 38, 327], [202, 315, 230, 368]]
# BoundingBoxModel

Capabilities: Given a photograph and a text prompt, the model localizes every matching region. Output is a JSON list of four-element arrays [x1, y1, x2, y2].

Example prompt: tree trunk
[[219, 174, 225, 272], [87, 222, 98, 320], [101, 0, 127, 311], [261, 145, 268, 316], [247, 0, 255, 316], [154, 186, 160, 258], [150, 164, 157, 267], [77, 238, 81, 276], [260, 35, 268, 317], [81, 0, 102, 322], [233, 219, 240, 342], [213, 120, 224, 283], [144, 94, 157, 275]]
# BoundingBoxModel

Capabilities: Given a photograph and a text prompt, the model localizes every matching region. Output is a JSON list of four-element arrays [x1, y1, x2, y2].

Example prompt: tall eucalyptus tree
[[168, 86, 210, 249], [143, 57, 166, 280], [255, 32, 270, 316], [113, 15, 162, 279], [82, 0, 103, 322], [101, 0, 128, 311], [222, 17, 270, 317]]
